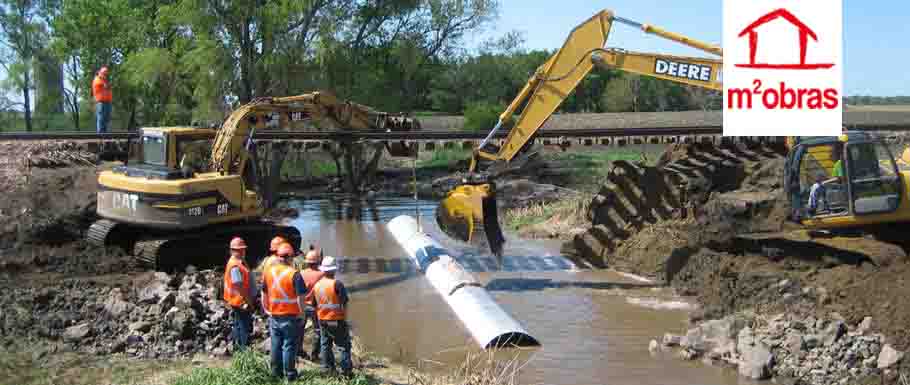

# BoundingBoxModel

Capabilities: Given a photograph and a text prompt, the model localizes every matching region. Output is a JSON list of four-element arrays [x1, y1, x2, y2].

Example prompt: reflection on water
[[283, 196, 758, 385]]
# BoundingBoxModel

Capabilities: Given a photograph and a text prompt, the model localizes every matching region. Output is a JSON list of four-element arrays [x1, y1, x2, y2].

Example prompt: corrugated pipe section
[[387, 215, 539, 349]]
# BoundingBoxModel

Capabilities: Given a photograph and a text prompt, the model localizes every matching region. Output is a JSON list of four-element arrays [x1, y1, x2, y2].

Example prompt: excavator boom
[[438, 9, 724, 256], [211, 91, 420, 175]]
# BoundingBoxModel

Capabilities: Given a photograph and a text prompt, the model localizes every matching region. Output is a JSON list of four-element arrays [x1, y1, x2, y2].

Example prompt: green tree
[[52, 0, 145, 130], [0, 0, 58, 131], [602, 74, 635, 112]]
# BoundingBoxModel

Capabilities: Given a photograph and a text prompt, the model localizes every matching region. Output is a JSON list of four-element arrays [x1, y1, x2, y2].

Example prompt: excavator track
[[87, 219, 301, 272], [86, 219, 138, 254], [570, 140, 788, 268], [137, 222, 301, 272], [86, 219, 119, 245], [135, 240, 167, 270]]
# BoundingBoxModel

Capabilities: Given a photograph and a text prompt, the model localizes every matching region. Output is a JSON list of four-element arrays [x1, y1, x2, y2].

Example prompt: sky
[[463, 0, 910, 97]]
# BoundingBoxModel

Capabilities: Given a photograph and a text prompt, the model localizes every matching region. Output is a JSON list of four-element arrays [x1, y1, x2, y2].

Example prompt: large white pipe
[[387, 215, 539, 349]]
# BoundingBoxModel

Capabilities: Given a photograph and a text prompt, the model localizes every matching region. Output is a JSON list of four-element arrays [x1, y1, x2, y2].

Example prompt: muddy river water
[[286, 197, 759, 385]]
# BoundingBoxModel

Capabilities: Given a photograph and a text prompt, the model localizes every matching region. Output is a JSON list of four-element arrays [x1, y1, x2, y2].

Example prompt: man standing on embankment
[[92, 67, 112, 133]]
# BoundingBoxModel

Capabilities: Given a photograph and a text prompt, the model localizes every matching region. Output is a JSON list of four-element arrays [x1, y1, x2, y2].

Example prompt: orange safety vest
[[313, 278, 346, 321], [92, 76, 112, 103], [223, 256, 250, 308], [264, 263, 301, 316], [302, 269, 324, 309], [259, 254, 281, 314]]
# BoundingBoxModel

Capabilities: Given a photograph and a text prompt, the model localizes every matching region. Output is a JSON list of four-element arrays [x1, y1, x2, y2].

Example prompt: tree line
[[845, 96, 910, 106], [1, 0, 896, 132]]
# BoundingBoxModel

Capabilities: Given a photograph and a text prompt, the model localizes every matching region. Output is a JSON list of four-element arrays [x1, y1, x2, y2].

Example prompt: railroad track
[[1, 123, 908, 141]]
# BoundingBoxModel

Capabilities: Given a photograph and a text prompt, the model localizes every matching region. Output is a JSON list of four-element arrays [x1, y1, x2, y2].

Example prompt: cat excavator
[[438, 9, 910, 257], [436, 9, 723, 256], [87, 91, 420, 270]]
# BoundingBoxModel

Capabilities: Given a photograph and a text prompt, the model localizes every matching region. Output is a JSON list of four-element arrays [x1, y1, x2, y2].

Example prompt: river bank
[[509, 142, 910, 384]]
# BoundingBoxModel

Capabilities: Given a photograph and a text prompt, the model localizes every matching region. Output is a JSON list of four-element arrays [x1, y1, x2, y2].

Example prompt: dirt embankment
[[563, 142, 910, 384], [0, 159, 408, 384]]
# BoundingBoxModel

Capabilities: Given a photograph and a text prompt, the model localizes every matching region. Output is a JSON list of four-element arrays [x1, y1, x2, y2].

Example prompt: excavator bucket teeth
[[481, 187, 505, 257]]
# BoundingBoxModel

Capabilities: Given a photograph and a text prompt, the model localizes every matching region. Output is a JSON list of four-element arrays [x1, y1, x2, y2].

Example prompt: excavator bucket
[[436, 182, 505, 258]]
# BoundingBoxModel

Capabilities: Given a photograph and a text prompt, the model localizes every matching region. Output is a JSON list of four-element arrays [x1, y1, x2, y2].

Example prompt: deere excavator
[[436, 9, 910, 257], [87, 92, 420, 270], [436, 9, 723, 256]]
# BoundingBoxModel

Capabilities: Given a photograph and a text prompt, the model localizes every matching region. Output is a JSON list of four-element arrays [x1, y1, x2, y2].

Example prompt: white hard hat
[[319, 256, 338, 272]]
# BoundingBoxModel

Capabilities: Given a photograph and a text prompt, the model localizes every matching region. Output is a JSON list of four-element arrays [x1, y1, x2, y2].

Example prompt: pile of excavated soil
[[580, 143, 910, 383], [0, 166, 99, 249], [0, 267, 314, 361]]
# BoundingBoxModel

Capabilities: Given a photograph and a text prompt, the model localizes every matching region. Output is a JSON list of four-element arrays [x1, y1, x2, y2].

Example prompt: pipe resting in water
[[387, 215, 539, 349]]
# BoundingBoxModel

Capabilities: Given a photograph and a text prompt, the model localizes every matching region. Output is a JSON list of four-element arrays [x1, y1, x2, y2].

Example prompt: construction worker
[[295, 248, 324, 360], [222, 237, 254, 351], [258, 235, 287, 315], [307, 256, 352, 377], [262, 243, 307, 381], [92, 66, 113, 133]]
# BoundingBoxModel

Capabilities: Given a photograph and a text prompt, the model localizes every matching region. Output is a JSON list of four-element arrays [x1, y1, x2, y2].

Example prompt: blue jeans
[[299, 309, 320, 358], [320, 319, 352, 374], [269, 316, 300, 380], [231, 308, 252, 350], [96, 102, 111, 133]]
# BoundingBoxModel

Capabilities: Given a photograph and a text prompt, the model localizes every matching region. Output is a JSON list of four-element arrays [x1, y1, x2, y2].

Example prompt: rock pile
[[0, 268, 273, 359], [657, 313, 904, 384]]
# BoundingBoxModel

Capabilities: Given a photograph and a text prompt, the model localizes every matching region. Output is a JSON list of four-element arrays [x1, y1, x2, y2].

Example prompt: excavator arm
[[438, 9, 723, 257], [209, 91, 420, 175]]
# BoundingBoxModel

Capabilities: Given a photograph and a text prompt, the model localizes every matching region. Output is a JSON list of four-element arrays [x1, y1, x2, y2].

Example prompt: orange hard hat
[[277, 242, 295, 257], [304, 250, 319, 264], [270, 236, 287, 252], [229, 237, 247, 250]]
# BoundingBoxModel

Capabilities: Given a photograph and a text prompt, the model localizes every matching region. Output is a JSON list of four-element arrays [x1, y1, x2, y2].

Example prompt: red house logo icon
[[736, 8, 835, 70]]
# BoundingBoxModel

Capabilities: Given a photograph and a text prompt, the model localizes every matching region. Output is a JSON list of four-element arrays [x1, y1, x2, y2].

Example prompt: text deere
[[654, 59, 712, 82]]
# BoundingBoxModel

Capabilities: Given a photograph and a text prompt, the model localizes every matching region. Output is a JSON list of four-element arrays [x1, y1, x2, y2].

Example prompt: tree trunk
[[127, 101, 137, 131], [22, 70, 32, 132]]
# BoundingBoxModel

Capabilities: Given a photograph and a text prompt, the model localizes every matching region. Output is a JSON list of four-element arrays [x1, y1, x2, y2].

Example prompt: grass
[[170, 350, 377, 385], [541, 148, 657, 192], [503, 193, 592, 234], [544, 148, 650, 167], [417, 148, 472, 169], [0, 345, 196, 385], [408, 349, 528, 385], [282, 156, 340, 180]]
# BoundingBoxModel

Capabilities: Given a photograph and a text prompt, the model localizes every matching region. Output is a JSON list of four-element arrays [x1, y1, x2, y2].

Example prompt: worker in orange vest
[[307, 256, 352, 377], [222, 237, 254, 350], [295, 249, 324, 361], [258, 235, 287, 315], [91, 66, 113, 133], [262, 243, 307, 380]]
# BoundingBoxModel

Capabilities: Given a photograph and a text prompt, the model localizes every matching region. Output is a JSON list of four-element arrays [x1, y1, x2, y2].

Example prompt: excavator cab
[[785, 132, 903, 226]]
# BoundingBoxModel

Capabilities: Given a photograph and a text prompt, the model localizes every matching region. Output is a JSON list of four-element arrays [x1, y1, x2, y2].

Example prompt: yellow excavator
[[437, 9, 910, 256], [436, 9, 723, 256], [87, 92, 420, 269]]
